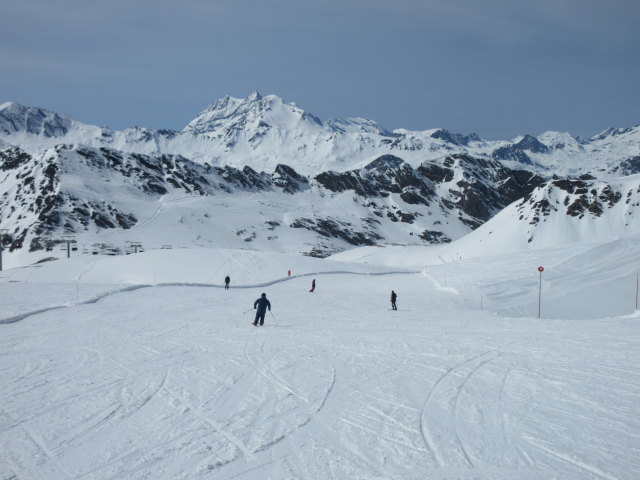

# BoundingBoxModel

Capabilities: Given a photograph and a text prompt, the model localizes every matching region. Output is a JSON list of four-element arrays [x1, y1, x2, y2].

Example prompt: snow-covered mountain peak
[[362, 154, 407, 171], [536, 131, 585, 148], [247, 90, 262, 101], [0, 94, 638, 179], [592, 125, 640, 141], [0, 101, 74, 138], [181, 92, 323, 137], [181, 96, 244, 134]]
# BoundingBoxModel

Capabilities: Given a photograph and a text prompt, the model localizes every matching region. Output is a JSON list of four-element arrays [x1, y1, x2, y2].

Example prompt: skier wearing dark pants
[[224, 275, 230, 290], [391, 290, 397, 310], [253, 293, 271, 326], [310, 278, 316, 292]]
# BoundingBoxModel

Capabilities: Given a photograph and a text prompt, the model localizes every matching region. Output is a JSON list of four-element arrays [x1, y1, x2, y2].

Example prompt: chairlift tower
[[60, 235, 77, 259], [128, 241, 143, 254]]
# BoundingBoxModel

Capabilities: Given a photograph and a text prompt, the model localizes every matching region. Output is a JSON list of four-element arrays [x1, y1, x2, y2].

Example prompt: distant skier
[[288, 269, 291, 277], [224, 275, 230, 290], [253, 293, 271, 326], [390, 290, 397, 310], [309, 278, 316, 292]]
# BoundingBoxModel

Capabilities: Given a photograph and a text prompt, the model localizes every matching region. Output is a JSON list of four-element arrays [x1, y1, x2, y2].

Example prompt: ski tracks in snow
[[241, 340, 337, 444], [523, 435, 623, 480], [244, 342, 311, 404], [205, 337, 341, 478], [419, 350, 501, 467], [3, 267, 639, 479]]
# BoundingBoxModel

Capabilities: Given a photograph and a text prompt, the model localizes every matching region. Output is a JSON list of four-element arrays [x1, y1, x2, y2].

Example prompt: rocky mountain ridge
[[1, 95, 638, 177], [0, 94, 639, 261], [0, 143, 543, 257]]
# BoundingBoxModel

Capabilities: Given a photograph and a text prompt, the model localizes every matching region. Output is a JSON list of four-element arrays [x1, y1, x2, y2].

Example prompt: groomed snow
[[1, 245, 639, 479]]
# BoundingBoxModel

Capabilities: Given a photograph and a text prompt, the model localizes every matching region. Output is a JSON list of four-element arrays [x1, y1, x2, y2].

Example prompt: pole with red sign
[[537, 266, 544, 318]]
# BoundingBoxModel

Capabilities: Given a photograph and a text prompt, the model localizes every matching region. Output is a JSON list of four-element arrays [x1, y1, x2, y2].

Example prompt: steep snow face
[[182, 92, 324, 137], [325, 117, 391, 136], [177, 92, 337, 172], [181, 95, 245, 134], [441, 174, 640, 258]]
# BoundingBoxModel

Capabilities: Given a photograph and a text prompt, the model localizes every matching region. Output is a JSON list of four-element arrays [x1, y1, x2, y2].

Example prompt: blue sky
[[1, 0, 638, 138]]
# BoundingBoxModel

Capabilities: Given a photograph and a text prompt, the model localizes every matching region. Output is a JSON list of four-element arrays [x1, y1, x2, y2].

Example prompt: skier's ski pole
[[269, 311, 277, 322], [242, 308, 253, 314]]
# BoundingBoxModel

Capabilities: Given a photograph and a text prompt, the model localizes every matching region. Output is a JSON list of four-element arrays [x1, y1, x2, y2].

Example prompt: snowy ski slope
[[1, 244, 639, 479]]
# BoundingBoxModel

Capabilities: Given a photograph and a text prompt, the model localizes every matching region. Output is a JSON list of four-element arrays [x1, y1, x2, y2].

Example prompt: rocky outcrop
[[611, 156, 640, 176], [491, 144, 533, 165], [515, 134, 549, 154], [272, 164, 310, 194]]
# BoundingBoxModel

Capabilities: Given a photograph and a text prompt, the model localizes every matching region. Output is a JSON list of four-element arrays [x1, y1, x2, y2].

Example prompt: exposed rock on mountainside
[[0, 102, 72, 137], [0, 143, 548, 256], [491, 144, 534, 165], [611, 156, 640, 176], [0, 95, 639, 259]]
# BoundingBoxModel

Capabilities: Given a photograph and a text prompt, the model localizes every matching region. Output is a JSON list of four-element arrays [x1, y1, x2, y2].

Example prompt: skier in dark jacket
[[391, 290, 397, 310], [253, 293, 271, 326], [310, 278, 316, 292], [224, 275, 230, 290]]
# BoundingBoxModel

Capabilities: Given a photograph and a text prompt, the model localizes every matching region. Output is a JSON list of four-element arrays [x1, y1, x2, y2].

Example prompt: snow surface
[[1, 243, 639, 479]]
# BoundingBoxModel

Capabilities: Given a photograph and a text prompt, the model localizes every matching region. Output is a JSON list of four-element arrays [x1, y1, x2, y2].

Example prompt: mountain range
[[0, 93, 639, 264]]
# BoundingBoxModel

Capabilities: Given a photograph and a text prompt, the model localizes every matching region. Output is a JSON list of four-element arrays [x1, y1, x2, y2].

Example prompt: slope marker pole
[[537, 266, 544, 318], [636, 271, 640, 310]]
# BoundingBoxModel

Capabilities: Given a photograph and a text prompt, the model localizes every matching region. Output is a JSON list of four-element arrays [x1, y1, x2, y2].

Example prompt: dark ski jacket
[[254, 297, 271, 314], [225, 276, 230, 284], [391, 291, 397, 302]]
